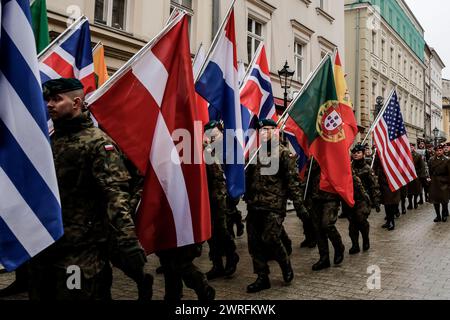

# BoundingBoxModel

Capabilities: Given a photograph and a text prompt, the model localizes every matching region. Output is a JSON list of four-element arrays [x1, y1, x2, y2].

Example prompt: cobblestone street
[[2, 202, 450, 300]]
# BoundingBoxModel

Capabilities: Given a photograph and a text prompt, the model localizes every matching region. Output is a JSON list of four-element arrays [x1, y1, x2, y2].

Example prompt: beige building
[[442, 79, 450, 140], [45, 0, 345, 102], [345, 0, 426, 143], [429, 48, 446, 136]]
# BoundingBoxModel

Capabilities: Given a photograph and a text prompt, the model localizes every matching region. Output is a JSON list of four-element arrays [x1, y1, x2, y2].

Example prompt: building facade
[[429, 48, 446, 137], [45, 0, 345, 102], [344, 0, 426, 143], [442, 79, 450, 140]]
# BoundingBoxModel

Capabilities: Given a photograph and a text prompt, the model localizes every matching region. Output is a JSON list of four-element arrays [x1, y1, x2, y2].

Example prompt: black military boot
[[224, 252, 240, 277], [418, 193, 424, 205], [247, 275, 271, 293], [236, 221, 245, 238], [281, 233, 293, 256], [387, 218, 395, 231], [407, 196, 413, 210], [349, 244, 360, 255], [197, 285, 216, 301], [206, 259, 226, 280], [0, 280, 28, 298], [137, 273, 154, 301], [279, 261, 294, 284], [414, 196, 419, 210], [334, 244, 345, 265], [434, 204, 442, 223], [362, 233, 370, 252], [312, 256, 331, 271]]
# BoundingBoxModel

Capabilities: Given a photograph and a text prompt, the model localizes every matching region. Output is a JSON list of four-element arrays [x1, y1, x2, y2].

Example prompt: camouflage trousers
[[311, 200, 344, 258], [246, 209, 290, 276], [28, 263, 112, 301], [343, 203, 370, 246], [157, 244, 209, 302], [208, 206, 237, 262]]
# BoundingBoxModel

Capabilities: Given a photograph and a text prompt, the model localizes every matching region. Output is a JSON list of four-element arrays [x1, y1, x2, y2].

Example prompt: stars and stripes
[[373, 90, 417, 191], [0, 0, 63, 271]]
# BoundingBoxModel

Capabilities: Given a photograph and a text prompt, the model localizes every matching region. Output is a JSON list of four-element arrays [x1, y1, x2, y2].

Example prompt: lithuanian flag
[[286, 53, 357, 206], [93, 42, 109, 88]]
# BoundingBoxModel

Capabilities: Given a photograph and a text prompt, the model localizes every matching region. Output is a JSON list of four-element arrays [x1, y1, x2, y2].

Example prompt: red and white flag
[[373, 90, 417, 191], [88, 14, 211, 254]]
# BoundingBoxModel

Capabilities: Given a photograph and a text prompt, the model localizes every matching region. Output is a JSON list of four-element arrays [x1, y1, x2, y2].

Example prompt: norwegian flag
[[39, 17, 96, 96], [373, 90, 417, 191], [240, 44, 277, 157], [87, 13, 211, 254]]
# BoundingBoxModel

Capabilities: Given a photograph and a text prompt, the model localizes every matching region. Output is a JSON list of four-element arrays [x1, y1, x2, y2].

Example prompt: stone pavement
[[2, 202, 450, 300]]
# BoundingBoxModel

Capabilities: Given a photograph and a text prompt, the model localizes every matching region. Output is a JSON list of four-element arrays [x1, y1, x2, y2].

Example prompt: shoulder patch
[[104, 144, 115, 152]]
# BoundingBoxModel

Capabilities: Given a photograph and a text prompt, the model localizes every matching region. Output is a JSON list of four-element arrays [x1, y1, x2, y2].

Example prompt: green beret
[[43, 78, 84, 99], [204, 120, 224, 132], [258, 119, 277, 129], [351, 143, 366, 154]]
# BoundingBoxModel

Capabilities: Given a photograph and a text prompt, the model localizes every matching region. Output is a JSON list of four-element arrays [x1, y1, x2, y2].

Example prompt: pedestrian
[[407, 143, 427, 210], [28, 78, 149, 300], [428, 144, 450, 223], [245, 119, 306, 293]]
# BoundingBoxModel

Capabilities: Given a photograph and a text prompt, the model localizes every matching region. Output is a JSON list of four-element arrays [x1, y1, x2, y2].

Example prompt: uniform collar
[[53, 112, 94, 135]]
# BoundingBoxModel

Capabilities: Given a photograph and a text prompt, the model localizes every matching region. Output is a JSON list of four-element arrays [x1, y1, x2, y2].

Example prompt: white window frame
[[95, 0, 129, 31], [247, 17, 265, 64], [294, 41, 305, 83]]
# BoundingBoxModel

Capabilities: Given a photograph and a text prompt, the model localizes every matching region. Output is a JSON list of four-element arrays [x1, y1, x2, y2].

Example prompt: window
[[95, 0, 127, 31], [294, 42, 305, 83], [247, 18, 264, 64], [372, 31, 376, 54], [171, 0, 192, 8], [381, 39, 386, 61], [390, 47, 394, 67], [398, 54, 401, 71], [319, 0, 326, 10], [404, 59, 407, 75]]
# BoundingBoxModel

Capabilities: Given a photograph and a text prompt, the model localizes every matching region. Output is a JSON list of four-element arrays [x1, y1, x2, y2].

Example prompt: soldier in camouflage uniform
[[245, 119, 307, 293], [203, 121, 239, 280], [305, 160, 345, 271], [345, 144, 381, 254], [428, 144, 450, 223], [407, 143, 427, 210], [27, 79, 149, 300]]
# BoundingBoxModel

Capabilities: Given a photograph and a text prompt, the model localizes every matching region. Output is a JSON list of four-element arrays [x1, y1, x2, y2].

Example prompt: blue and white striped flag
[[0, 0, 63, 272]]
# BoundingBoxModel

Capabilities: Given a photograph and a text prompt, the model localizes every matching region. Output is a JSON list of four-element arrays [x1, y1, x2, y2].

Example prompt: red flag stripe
[[374, 128, 402, 190], [42, 52, 75, 78]]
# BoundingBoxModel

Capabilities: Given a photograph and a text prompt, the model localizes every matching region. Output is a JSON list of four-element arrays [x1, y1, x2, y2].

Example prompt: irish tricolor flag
[[286, 53, 358, 207]]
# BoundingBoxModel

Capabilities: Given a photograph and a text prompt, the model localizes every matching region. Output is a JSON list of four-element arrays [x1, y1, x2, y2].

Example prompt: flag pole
[[245, 53, 332, 171], [361, 87, 396, 146], [192, 43, 204, 67], [194, 0, 237, 83], [371, 148, 377, 169], [239, 42, 263, 91], [37, 15, 87, 61], [92, 41, 102, 54], [86, 10, 187, 105], [304, 157, 314, 201]]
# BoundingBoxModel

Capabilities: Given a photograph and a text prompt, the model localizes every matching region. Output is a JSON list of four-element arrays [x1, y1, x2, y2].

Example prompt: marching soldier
[[245, 119, 306, 293], [305, 160, 345, 271], [346, 144, 381, 254], [373, 157, 400, 231], [407, 143, 427, 210], [428, 144, 450, 223], [203, 120, 240, 280], [28, 78, 149, 300]]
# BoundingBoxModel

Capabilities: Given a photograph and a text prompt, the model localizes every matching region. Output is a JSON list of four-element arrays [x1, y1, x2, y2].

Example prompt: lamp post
[[374, 96, 384, 119], [433, 127, 440, 147], [278, 61, 295, 113]]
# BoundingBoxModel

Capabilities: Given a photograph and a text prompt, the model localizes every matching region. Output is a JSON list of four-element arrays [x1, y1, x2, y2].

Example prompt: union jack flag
[[39, 17, 96, 95]]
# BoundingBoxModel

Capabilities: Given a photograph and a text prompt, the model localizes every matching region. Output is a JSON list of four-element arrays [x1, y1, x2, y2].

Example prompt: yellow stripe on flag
[[334, 52, 353, 109], [93, 42, 109, 88]]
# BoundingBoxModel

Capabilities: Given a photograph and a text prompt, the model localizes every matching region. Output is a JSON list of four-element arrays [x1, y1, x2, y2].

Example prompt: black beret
[[43, 78, 84, 99], [258, 119, 277, 129], [204, 120, 223, 132], [351, 143, 366, 153]]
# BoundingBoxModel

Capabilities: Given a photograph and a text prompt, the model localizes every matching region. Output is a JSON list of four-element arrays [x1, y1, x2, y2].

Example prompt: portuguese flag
[[286, 53, 357, 207]]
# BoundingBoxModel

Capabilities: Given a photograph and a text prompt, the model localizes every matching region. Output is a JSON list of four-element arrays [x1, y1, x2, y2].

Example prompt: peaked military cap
[[43, 78, 84, 100], [204, 120, 224, 132], [258, 119, 277, 129], [435, 144, 445, 151]]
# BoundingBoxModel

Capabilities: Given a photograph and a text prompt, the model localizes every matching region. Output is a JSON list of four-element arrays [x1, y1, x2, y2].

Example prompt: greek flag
[[0, 0, 63, 272]]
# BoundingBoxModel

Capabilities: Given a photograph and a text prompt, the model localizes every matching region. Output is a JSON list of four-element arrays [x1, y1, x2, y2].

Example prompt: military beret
[[258, 119, 277, 129], [435, 144, 445, 151], [43, 78, 84, 99], [351, 143, 366, 153], [204, 120, 223, 132]]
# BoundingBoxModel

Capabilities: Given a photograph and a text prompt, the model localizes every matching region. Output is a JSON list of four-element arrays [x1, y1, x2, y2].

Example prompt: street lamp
[[374, 96, 384, 119], [433, 127, 440, 147], [278, 61, 295, 113]]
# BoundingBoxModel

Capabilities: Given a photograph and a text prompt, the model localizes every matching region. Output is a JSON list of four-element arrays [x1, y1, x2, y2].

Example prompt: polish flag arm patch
[[104, 144, 115, 152]]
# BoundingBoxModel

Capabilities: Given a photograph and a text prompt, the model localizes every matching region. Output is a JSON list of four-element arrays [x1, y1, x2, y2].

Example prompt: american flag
[[373, 90, 417, 191]]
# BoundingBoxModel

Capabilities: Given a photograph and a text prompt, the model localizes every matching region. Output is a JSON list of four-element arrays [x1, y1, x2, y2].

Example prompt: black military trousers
[[434, 203, 449, 218], [311, 200, 344, 258], [246, 209, 289, 276], [384, 204, 398, 222], [157, 245, 209, 302], [344, 206, 370, 246], [208, 206, 237, 262]]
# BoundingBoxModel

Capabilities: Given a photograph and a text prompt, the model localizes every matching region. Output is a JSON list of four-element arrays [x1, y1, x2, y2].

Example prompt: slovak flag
[[240, 44, 277, 157], [88, 13, 211, 254], [39, 17, 96, 96], [195, 9, 245, 199]]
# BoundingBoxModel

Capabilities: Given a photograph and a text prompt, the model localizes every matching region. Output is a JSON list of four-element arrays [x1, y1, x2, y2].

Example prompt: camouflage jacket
[[48, 113, 141, 279], [305, 160, 341, 202], [245, 142, 305, 216], [352, 159, 381, 206], [205, 155, 228, 217]]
